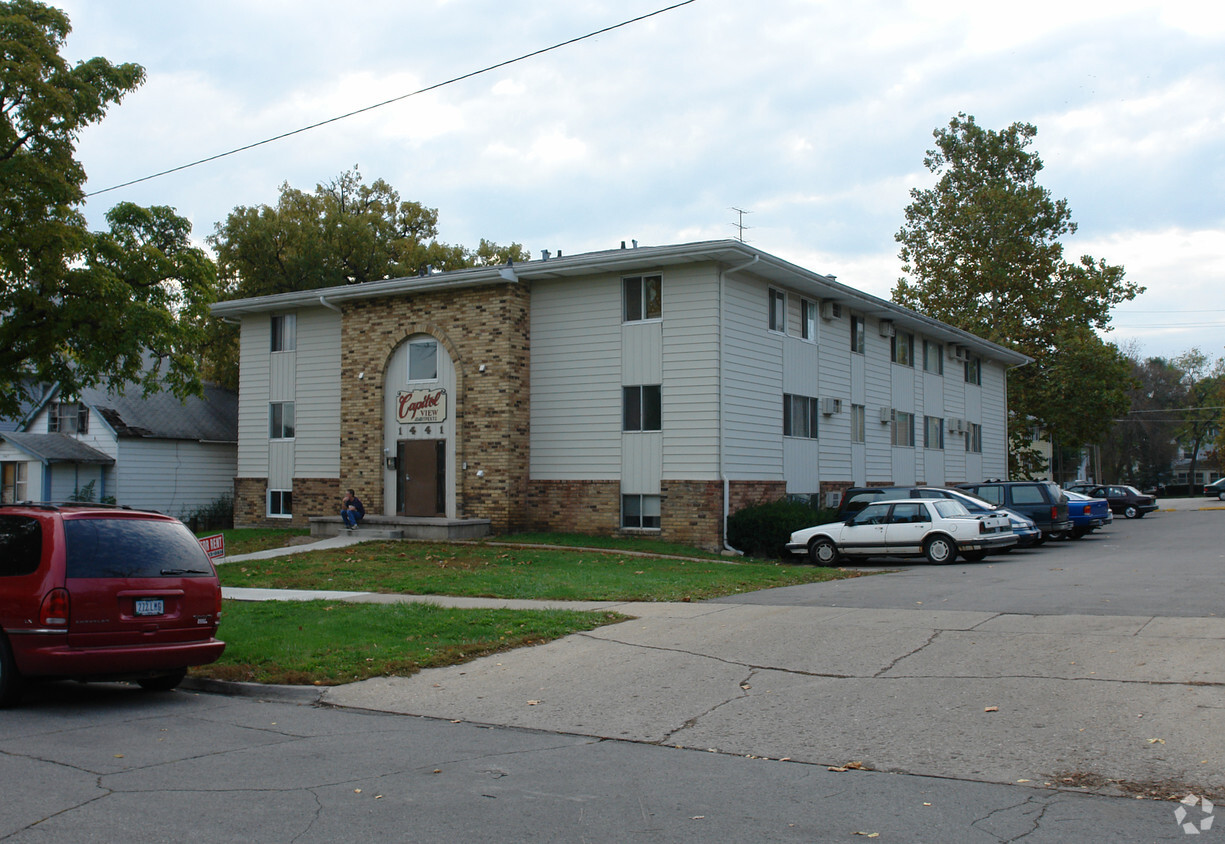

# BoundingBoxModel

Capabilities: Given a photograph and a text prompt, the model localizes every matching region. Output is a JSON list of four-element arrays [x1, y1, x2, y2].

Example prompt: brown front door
[[397, 439, 446, 516]]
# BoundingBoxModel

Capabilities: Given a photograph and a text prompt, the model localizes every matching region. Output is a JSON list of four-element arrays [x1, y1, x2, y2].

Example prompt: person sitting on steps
[[340, 489, 365, 531]]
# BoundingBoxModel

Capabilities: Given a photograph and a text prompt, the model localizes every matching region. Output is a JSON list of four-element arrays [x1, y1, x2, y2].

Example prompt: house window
[[267, 489, 292, 518], [623, 275, 662, 322], [783, 394, 819, 439], [47, 402, 88, 434], [768, 289, 786, 333], [965, 356, 982, 385], [892, 411, 915, 447], [850, 315, 865, 354], [622, 494, 661, 529], [891, 331, 914, 366], [623, 385, 662, 432], [270, 313, 296, 352], [923, 341, 943, 374], [408, 339, 438, 381], [966, 423, 983, 453], [2, 462, 28, 503], [800, 298, 817, 340], [924, 416, 944, 449], [850, 404, 865, 443], [269, 402, 295, 439]]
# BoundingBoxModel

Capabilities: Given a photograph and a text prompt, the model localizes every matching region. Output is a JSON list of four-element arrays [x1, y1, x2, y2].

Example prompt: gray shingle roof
[[0, 432, 114, 464], [81, 383, 238, 442]]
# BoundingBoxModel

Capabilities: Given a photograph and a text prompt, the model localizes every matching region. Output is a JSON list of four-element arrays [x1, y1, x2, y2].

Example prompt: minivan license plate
[[134, 599, 164, 617]]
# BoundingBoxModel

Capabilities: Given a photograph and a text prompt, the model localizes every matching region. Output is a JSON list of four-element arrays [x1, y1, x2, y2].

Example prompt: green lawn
[[198, 527, 311, 556], [218, 540, 846, 602], [195, 600, 625, 686]]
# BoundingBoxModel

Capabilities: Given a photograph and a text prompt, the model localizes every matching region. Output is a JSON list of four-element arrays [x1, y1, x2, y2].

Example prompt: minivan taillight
[[40, 588, 70, 627], [214, 588, 223, 621], [1051, 505, 1058, 521]]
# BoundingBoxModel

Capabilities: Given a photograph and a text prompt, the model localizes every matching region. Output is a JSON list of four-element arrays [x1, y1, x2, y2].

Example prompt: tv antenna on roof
[[730, 207, 753, 242]]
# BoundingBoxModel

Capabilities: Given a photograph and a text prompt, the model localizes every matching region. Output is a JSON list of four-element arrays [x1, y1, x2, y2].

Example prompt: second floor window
[[965, 356, 982, 385], [624, 275, 662, 322], [48, 402, 88, 434], [768, 289, 786, 332], [783, 394, 819, 439], [269, 402, 295, 439], [623, 385, 662, 431], [891, 331, 914, 366], [923, 341, 943, 374], [271, 313, 296, 352], [801, 298, 817, 340], [850, 315, 865, 354]]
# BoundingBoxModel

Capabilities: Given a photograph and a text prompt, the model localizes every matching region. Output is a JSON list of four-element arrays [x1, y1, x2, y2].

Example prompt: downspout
[[719, 254, 759, 555], [319, 295, 342, 313]]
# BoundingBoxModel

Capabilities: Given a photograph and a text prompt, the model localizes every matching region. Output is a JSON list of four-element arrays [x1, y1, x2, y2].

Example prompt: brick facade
[[235, 476, 340, 529], [338, 283, 531, 534], [525, 480, 621, 536]]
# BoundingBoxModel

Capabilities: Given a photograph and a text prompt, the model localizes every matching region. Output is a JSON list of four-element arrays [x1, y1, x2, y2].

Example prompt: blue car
[[1061, 489, 1112, 538]]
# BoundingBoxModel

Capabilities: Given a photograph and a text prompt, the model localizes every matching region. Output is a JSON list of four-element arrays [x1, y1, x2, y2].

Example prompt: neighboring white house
[[212, 239, 1030, 549], [0, 381, 238, 518]]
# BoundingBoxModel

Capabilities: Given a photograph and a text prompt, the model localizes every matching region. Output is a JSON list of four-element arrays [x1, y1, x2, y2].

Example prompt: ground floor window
[[268, 489, 293, 518], [1, 462, 27, 503], [622, 493, 661, 529], [783, 394, 819, 439], [892, 411, 915, 447]]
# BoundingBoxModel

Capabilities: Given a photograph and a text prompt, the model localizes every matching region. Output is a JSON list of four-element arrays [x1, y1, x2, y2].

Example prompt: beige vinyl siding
[[661, 264, 720, 479], [530, 275, 623, 480], [293, 308, 341, 476], [721, 272, 783, 480], [236, 317, 271, 477]]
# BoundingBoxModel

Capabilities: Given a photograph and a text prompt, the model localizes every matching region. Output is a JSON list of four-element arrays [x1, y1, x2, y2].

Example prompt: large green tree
[[1171, 349, 1225, 489], [893, 114, 1143, 477], [204, 168, 529, 386], [0, 0, 214, 416], [1098, 350, 1184, 486]]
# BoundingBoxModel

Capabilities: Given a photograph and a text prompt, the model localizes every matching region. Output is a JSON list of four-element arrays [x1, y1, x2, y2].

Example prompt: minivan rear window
[[0, 516, 42, 577], [64, 518, 213, 579]]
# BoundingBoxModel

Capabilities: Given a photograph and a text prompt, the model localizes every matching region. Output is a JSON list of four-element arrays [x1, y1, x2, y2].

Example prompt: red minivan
[[0, 503, 225, 706]]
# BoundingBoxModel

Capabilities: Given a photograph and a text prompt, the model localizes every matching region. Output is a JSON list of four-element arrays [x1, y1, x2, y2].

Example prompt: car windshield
[[64, 517, 214, 579], [932, 499, 971, 518]]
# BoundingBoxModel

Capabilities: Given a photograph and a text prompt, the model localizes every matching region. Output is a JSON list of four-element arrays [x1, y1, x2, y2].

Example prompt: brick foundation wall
[[233, 476, 340, 528], [525, 480, 620, 537], [338, 283, 531, 533]]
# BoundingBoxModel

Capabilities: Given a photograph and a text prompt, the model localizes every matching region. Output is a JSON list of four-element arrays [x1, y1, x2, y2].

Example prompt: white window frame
[[271, 313, 296, 352], [408, 339, 439, 383], [623, 275, 662, 322], [621, 493, 661, 530], [267, 489, 293, 518], [269, 401, 295, 440], [783, 394, 819, 439], [850, 404, 866, 444], [623, 385, 662, 432], [2, 461, 28, 503]]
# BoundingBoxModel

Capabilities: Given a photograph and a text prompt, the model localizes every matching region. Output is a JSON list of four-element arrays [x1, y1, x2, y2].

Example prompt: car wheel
[[808, 537, 840, 566], [961, 549, 988, 562], [1219, 491, 1225, 501], [1123, 505, 1138, 519], [136, 668, 187, 692], [1049, 530, 1067, 541], [0, 635, 24, 708], [924, 535, 956, 565]]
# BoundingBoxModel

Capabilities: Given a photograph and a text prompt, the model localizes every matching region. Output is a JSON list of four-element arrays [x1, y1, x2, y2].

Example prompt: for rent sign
[[397, 389, 448, 424], [198, 533, 225, 560]]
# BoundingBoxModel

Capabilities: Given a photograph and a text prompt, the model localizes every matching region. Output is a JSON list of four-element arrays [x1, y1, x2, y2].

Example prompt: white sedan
[[787, 498, 1017, 565]]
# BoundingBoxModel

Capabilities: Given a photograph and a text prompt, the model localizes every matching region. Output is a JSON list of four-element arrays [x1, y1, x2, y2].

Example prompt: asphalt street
[[2, 498, 1222, 841]]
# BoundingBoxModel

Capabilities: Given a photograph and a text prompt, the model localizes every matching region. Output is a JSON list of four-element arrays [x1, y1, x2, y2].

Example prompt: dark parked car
[[1082, 485, 1158, 519], [0, 503, 226, 707], [835, 486, 1041, 547], [1204, 478, 1225, 500], [1061, 490, 1112, 538], [955, 480, 1071, 541]]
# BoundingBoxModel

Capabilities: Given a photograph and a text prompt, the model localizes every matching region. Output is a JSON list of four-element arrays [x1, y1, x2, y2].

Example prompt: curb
[[182, 676, 325, 704]]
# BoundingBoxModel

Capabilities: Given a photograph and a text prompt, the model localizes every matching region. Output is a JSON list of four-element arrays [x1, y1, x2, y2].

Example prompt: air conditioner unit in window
[[820, 301, 841, 321], [946, 418, 960, 434], [821, 397, 841, 415], [956, 418, 969, 433], [879, 406, 893, 424], [946, 344, 960, 360], [878, 320, 895, 337], [825, 491, 843, 509], [954, 345, 970, 361]]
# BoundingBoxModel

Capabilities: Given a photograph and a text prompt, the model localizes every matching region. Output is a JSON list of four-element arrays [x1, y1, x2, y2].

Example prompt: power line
[[84, 0, 699, 198]]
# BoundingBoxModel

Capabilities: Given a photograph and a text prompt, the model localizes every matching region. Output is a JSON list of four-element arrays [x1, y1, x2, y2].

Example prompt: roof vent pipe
[[621, 241, 626, 249], [632, 239, 638, 248], [541, 250, 550, 260]]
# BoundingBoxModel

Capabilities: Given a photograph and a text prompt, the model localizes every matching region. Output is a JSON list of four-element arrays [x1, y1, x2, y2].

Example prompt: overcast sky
[[54, 0, 1225, 362]]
